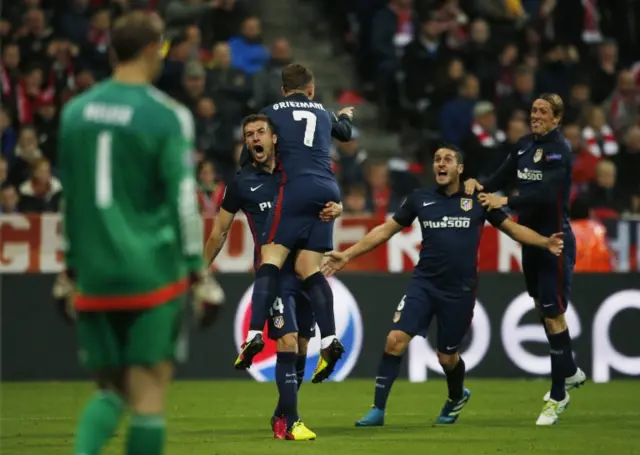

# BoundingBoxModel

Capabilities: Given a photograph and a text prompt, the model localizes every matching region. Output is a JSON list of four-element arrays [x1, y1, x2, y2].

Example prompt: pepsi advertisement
[[1, 273, 639, 382]]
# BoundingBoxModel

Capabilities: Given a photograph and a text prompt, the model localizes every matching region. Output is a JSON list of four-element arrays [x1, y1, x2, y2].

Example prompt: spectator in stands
[[207, 0, 249, 46], [372, 0, 418, 127], [623, 187, 640, 218], [18, 8, 54, 70], [184, 24, 204, 60], [8, 125, 42, 186], [0, 155, 7, 187], [589, 39, 619, 104], [1, 43, 21, 118], [58, 0, 92, 45], [251, 38, 293, 108], [433, 57, 465, 108], [364, 160, 402, 216], [196, 159, 225, 216], [563, 78, 591, 125], [0, 183, 19, 214], [616, 125, 640, 200], [581, 105, 618, 158], [461, 101, 506, 180], [343, 184, 370, 216], [497, 65, 535, 129], [173, 60, 208, 112], [48, 39, 80, 98], [0, 108, 16, 158], [228, 16, 269, 76], [493, 42, 519, 101], [439, 74, 479, 145], [402, 13, 449, 117], [156, 33, 190, 94], [569, 196, 614, 272], [332, 127, 367, 188], [432, 0, 468, 50], [602, 69, 640, 137], [501, 116, 528, 155], [461, 18, 495, 99], [194, 95, 233, 170], [564, 122, 599, 187], [77, 8, 112, 80], [34, 91, 58, 166], [535, 43, 580, 101], [17, 157, 61, 212], [206, 41, 251, 122], [584, 159, 627, 216]]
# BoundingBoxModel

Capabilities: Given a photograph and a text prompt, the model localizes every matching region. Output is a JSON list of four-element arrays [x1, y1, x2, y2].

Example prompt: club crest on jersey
[[460, 198, 473, 211], [393, 311, 401, 323], [533, 148, 543, 163], [273, 316, 284, 329]]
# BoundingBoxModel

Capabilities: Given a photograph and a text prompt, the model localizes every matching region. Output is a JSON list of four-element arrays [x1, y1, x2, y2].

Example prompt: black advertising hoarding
[[1, 273, 639, 382]]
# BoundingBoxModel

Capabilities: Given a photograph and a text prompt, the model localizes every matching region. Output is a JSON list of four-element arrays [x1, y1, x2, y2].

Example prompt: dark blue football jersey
[[481, 128, 573, 236], [220, 164, 280, 269], [259, 93, 351, 181], [393, 187, 507, 293]]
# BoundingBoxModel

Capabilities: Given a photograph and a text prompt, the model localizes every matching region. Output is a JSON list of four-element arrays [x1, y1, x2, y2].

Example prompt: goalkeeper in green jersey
[[54, 11, 224, 455]]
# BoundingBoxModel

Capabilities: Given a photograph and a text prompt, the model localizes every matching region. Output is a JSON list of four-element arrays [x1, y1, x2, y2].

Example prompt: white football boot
[[536, 392, 570, 426], [543, 367, 586, 401]]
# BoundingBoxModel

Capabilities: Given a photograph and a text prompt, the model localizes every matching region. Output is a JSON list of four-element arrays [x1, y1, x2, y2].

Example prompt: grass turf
[[2, 379, 639, 455]]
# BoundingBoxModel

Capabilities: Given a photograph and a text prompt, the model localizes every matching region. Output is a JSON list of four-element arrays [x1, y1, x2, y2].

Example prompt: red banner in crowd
[[0, 214, 637, 273]]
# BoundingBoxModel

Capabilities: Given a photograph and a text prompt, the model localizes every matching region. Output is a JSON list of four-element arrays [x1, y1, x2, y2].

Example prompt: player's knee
[[298, 336, 310, 356], [294, 250, 323, 279], [127, 362, 173, 414], [276, 333, 298, 353], [260, 244, 288, 268], [385, 330, 410, 355], [94, 369, 127, 398], [544, 313, 567, 334], [437, 351, 459, 370]]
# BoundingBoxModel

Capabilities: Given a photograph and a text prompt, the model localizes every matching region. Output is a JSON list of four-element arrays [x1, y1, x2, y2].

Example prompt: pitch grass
[[2, 379, 640, 455]]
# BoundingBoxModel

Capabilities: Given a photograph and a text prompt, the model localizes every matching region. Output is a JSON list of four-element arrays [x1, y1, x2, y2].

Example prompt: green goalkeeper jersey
[[58, 79, 203, 311]]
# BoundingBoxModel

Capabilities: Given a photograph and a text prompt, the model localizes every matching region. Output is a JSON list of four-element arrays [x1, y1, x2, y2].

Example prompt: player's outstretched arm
[[467, 151, 517, 195], [322, 218, 404, 276], [204, 207, 236, 266], [330, 107, 354, 142], [498, 218, 564, 256]]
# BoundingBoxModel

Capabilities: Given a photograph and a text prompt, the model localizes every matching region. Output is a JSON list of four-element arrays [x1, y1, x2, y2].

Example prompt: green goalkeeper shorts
[[76, 297, 189, 370]]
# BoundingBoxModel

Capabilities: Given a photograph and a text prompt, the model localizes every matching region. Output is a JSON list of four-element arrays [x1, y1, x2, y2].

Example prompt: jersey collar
[[534, 127, 561, 143], [284, 93, 311, 102]]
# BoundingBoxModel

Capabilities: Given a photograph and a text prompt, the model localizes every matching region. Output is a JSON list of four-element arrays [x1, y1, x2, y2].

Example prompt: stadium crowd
[[1, 0, 639, 225]]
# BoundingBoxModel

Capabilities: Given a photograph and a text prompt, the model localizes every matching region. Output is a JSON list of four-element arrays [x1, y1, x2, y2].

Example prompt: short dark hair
[[241, 113, 275, 134], [538, 92, 564, 119], [281, 63, 314, 93], [111, 11, 163, 63], [436, 144, 465, 165]]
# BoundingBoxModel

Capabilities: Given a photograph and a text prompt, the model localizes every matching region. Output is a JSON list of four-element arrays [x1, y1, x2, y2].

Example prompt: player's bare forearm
[[204, 208, 235, 265], [500, 219, 548, 249], [343, 219, 403, 260]]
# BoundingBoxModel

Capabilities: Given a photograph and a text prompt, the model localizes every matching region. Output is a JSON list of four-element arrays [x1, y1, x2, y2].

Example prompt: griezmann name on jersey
[[58, 80, 203, 310], [261, 94, 335, 181]]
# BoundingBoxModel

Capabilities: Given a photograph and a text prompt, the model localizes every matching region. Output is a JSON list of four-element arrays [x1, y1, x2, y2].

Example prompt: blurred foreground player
[[465, 93, 586, 425], [322, 146, 565, 427], [241, 64, 353, 383], [54, 12, 224, 455], [205, 114, 342, 440]]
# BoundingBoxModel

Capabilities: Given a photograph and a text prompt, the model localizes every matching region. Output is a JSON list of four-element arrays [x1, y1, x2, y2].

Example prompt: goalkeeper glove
[[190, 269, 224, 328], [52, 270, 76, 324]]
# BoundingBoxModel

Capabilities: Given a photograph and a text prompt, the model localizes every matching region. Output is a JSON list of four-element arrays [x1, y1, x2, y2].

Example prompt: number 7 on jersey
[[292, 110, 316, 147]]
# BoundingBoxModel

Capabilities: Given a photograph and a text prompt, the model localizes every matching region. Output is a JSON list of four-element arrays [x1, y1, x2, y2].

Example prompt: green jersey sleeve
[[57, 103, 76, 271], [160, 104, 203, 273]]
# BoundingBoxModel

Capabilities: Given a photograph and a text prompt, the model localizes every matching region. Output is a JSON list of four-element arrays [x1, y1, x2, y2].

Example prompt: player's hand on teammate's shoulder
[[464, 178, 483, 195], [337, 106, 355, 120], [546, 232, 565, 256], [478, 192, 507, 211], [319, 201, 343, 222], [321, 250, 349, 277], [190, 269, 225, 328], [52, 270, 76, 324]]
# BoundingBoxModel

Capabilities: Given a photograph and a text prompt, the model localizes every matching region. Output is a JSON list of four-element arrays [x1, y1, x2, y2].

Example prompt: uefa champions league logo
[[234, 277, 364, 382]]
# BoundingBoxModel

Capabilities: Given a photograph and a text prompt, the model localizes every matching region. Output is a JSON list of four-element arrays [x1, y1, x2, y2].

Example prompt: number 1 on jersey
[[96, 131, 112, 208], [292, 110, 317, 147]]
